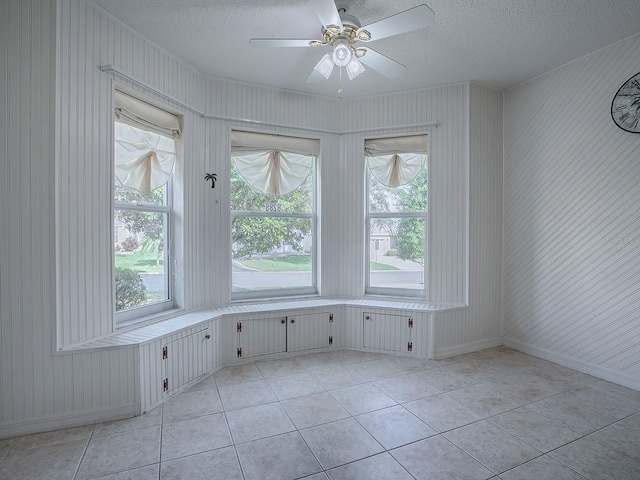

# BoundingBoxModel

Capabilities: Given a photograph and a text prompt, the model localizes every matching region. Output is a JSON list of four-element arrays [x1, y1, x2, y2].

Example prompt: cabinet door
[[363, 312, 413, 354], [162, 328, 211, 394], [287, 312, 331, 352], [237, 317, 287, 358]]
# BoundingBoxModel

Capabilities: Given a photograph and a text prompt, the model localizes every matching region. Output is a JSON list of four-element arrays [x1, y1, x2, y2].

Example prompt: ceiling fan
[[250, 0, 434, 84]]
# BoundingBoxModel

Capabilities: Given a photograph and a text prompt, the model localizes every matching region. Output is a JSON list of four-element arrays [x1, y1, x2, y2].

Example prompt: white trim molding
[[504, 338, 640, 391]]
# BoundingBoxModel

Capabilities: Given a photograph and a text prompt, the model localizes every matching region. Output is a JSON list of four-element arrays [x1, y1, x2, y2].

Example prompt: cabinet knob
[[281, 318, 286, 324], [290, 318, 295, 324], [365, 316, 370, 320], [205, 334, 211, 340]]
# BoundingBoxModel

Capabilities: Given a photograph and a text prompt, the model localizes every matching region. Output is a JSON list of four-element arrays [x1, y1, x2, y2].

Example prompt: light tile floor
[[1, 347, 640, 479]]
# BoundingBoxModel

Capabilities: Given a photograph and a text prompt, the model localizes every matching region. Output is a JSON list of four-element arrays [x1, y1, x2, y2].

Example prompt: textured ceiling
[[89, 0, 640, 98]]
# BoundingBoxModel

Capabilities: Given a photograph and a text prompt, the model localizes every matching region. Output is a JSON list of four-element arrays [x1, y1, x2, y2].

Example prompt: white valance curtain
[[231, 131, 319, 196], [365, 134, 428, 187], [114, 91, 181, 194], [115, 91, 181, 139]]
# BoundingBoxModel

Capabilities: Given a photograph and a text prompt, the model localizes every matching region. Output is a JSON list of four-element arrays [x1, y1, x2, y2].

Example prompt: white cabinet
[[235, 311, 333, 359], [363, 312, 414, 354], [236, 317, 287, 358], [139, 324, 214, 412], [287, 313, 331, 352], [161, 327, 211, 394]]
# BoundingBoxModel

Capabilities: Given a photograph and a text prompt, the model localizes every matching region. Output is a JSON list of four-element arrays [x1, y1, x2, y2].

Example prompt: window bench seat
[[61, 297, 464, 351], [58, 297, 469, 414]]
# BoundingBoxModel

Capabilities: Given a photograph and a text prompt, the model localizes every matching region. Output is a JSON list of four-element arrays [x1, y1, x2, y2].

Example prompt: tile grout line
[[496, 458, 589, 480], [237, 351, 388, 477], [282, 352, 456, 476], [0, 437, 18, 461], [71, 425, 96, 480], [157, 404, 164, 480], [217, 367, 253, 480], [257, 354, 329, 477], [4, 348, 640, 479]]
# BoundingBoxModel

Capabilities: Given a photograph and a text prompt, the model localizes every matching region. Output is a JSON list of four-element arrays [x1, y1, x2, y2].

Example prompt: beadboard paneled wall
[[503, 33, 640, 387], [53, 0, 502, 349], [339, 84, 469, 302], [1, 0, 140, 435], [433, 84, 504, 357], [208, 79, 339, 133], [56, 0, 208, 345], [431, 84, 504, 356], [1, 0, 505, 437], [199, 110, 341, 306], [340, 84, 504, 356]]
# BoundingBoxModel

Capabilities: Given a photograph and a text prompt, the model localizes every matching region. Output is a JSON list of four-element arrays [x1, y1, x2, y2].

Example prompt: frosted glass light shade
[[314, 53, 335, 79], [346, 56, 365, 80], [332, 42, 352, 67]]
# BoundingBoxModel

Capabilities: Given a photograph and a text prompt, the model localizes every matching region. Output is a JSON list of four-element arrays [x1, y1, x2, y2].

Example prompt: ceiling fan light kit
[[313, 40, 365, 84], [346, 56, 365, 80], [332, 41, 352, 66], [314, 53, 335, 79], [250, 0, 434, 97]]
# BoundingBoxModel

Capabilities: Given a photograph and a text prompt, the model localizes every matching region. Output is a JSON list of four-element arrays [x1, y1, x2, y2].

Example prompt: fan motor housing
[[339, 12, 361, 29], [322, 13, 363, 45]]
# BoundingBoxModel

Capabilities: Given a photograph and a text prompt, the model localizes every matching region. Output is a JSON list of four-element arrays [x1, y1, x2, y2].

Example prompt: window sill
[[359, 295, 467, 311], [230, 292, 321, 305], [116, 306, 184, 331]]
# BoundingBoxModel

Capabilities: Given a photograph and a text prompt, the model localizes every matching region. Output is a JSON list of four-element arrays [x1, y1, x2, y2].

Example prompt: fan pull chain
[[338, 68, 344, 101]]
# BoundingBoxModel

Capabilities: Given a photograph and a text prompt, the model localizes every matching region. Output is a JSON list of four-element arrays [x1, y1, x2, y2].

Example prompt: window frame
[[230, 132, 319, 302], [114, 189, 174, 325], [364, 134, 430, 299], [112, 88, 180, 327]]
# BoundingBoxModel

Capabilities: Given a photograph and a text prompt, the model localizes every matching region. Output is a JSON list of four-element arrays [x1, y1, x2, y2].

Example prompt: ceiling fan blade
[[306, 69, 327, 83], [358, 4, 434, 41], [309, 0, 343, 30], [250, 38, 317, 48], [358, 48, 406, 78]]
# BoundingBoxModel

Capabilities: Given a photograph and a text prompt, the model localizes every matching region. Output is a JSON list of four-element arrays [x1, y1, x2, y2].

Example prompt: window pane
[[115, 183, 166, 206], [232, 216, 313, 292], [231, 162, 312, 213], [114, 210, 168, 311], [369, 218, 425, 290], [368, 166, 427, 213]]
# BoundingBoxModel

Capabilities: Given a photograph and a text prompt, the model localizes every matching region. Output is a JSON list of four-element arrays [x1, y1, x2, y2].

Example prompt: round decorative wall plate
[[611, 71, 640, 133]]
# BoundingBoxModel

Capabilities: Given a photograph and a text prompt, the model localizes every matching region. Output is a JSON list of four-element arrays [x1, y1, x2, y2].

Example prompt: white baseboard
[[433, 337, 503, 359], [504, 338, 640, 391], [0, 404, 139, 440]]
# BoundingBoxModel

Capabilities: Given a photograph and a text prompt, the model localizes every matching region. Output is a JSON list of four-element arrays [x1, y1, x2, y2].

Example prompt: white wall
[[0, 0, 502, 437], [1, 1, 139, 436], [432, 83, 504, 358], [503, 33, 640, 389], [339, 85, 469, 302], [338, 84, 504, 357], [201, 79, 341, 305], [55, 0, 208, 345]]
